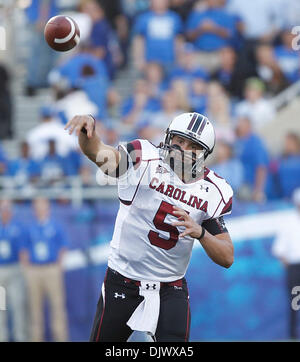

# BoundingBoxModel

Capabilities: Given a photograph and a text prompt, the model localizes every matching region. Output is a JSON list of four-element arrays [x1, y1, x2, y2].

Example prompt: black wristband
[[197, 227, 206, 241], [80, 115, 95, 135]]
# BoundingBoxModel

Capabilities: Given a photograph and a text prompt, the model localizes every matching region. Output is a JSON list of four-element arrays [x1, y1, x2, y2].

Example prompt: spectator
[[21, 198, 69, 342], [0, 63, 12, 139], [169, 43, 208, 87], [81, 0, 120, 79], [65, 6, 93, 44], [234, 77, 276, 130], [169, 0, 197, 22], [275, 133, 300, 199], [48, 44, 109, 90], [274, 29, 300, 84], [96, 0, 123, 27], [39, 140, 70, 186], [78, 64, 110, 120], [235, 116, 269, 202], [272, 188, 300, 340], [211, 141, 244, 193], [96, 0, 130, 69], [7, 141, 40, 186], [133, 0, 183, 71], [79, 157, 98, 187], [169, 78, 191, 112], [206, 82, 235, 144], [53, 84, 99, 125], [24, 0, 59, 96], [27, 106, 77, 160], [120, 79, 161, 126], [121, 0, 149, 22], [0, 143, 7, 176], [66, 149, 83, 176], [255, 43, 288, 94], [226, 0, 283, 75], [189, 77, 208, 115], [103, 125, 120, 147], [186, 0, 238, 71], [143, 62, 167, 99], [139, 90, 183, 144], [0, 200, 28, 342], [226, 0, 281, 43], [211, 46, 257, 99]]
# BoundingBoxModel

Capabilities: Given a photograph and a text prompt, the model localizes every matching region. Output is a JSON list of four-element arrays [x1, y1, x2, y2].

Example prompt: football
[[44, 15, 80, 52]]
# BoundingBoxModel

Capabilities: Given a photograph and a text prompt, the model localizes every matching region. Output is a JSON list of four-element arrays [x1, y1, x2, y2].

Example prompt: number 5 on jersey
[[148, 201, 189, 250]]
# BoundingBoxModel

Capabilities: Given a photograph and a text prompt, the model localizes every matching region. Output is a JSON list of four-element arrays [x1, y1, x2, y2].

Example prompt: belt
[[108, 267, 183, 288]]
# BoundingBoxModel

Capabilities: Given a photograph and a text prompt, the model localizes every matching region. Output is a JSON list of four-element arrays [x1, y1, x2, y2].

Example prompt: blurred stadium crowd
[[0, 0, 300, 342], [0, 0, 299, 202]]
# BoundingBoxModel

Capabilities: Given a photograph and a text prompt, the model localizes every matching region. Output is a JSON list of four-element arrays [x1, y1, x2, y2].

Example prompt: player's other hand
[[172, 206, 203, 239], [64, 115, 95, 138]]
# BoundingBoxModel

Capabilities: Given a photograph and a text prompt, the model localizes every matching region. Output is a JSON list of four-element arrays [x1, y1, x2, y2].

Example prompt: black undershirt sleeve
[[201, 216, 228, 235], [114, 145, 130, 177], [105, 142, 139, 177]]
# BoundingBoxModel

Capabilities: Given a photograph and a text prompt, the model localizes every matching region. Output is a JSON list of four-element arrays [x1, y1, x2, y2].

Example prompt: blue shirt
[[7, 158, 40, 180], [90, 19, 115, 78], [25, 0, 58, 24], [277, 155, 300, 198], [235, 133, 269, 187], [78, 75, 109, 119], [186, 8, 237, 51], [65, 151, 82, 176], [169, 66, 208, 85], [215, 68, 233, 88], [56, 53, 108, 88], [0, 144, 6, 163], [26, 219, 68, 264], [274, 46, 300, 83], [212, 158, 244, 193], [189, 92, 207, 114], [40, 154, 69, 181], [133, 10, 183, 64], [0, 221, 26, 265], [120, 96, 161, 118], [0, 144, 7, 175]]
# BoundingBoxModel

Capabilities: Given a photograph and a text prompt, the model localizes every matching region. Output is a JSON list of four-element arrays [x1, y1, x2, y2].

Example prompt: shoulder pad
[[205, 168, 233, 217]]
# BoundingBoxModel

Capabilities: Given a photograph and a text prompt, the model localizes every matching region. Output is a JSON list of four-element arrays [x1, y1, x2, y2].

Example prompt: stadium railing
[[271, 78, 300, 110], [0, 176, 118, 206]]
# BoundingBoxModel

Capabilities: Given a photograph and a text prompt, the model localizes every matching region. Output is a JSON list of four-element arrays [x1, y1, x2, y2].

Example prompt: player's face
[[168, 135, 204, 180], [171, 135, 203, 156]]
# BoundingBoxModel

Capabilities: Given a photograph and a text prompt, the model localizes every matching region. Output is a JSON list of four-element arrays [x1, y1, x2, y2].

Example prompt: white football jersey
[[108, 139, 233, 282]]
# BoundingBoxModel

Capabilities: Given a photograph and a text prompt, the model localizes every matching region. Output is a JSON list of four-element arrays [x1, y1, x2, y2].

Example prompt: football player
[[65, 112, 234, 342]]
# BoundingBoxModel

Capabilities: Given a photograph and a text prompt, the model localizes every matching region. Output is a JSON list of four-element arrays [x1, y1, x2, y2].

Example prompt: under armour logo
[[156, 165, 169, 174], [200, 185, 209, 192], [146, 284, 157, 290], [114, 292, 125, 299]]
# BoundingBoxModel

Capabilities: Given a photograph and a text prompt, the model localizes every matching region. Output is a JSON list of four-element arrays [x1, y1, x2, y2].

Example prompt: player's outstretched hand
[[172, 206, 203, 239], [64, 115, 95, 138]]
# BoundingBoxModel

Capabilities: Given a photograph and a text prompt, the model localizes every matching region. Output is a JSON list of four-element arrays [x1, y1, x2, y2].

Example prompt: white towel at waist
[[127, 280, 160, 336]]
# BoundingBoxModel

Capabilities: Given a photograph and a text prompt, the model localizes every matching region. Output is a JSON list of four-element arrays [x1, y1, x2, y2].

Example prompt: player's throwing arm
[[64, 115, 120, 175]]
